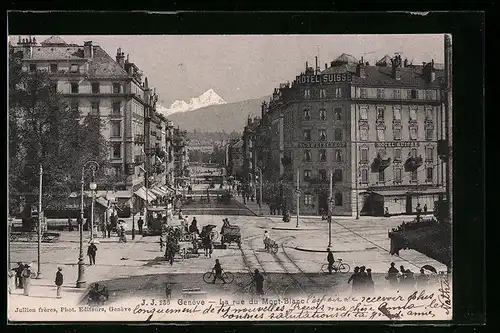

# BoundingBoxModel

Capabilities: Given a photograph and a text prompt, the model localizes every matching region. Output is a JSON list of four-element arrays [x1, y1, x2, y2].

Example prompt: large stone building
[[252, 53, 447, 217], [10, 36, 180, 213]]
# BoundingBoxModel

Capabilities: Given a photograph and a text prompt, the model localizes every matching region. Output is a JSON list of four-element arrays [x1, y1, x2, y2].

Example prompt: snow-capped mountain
[[158, 89, 226, 115]]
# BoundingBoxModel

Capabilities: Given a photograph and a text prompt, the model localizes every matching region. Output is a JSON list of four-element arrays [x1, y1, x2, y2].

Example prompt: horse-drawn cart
[[221, 225, 241, 248]]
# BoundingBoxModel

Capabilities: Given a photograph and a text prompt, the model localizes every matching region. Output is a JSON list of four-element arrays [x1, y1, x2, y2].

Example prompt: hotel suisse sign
[[375, 141, 420, 148], [298, 142, 347, 148], [296, 73, 352, 85]]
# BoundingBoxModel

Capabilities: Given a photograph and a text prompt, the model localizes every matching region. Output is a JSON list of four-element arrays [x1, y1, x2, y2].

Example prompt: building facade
[[253, 53, 446, 217]]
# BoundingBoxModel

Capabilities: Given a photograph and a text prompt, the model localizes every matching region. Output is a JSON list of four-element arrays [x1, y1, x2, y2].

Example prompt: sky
[[10, 34, 445, 108]]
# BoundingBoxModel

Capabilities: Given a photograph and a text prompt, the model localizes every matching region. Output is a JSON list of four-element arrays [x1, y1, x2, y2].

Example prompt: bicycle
[[264, 238, 279, 254], [203, 270, 234, 284], [320, 259, 350, 274]]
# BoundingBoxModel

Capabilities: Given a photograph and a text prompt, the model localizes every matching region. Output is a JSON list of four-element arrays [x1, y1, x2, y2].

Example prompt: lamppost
[[255, 167, 263, 215], [89, 180, 97, 242], [296, 169, 300, 228], [37, 164, 43, 278], [76, 160, 99, 288]]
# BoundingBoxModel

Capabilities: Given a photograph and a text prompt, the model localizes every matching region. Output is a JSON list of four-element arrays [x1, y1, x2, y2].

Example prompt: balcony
[[404, 156, 423, 172], [371, 154, 391, 173], [110, 112, 122, 119]]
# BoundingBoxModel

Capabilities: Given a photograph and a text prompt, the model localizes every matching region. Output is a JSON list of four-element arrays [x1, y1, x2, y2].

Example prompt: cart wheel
[[271, 244, 279, 254], [203, 272, 213, 283]]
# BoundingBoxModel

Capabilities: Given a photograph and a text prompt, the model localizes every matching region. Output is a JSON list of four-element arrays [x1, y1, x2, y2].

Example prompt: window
[[319, 109, 327, 121], [304, 150, 312, 162], [91, 82, 100, 94], [426, 147, 434, 160], [319, 129, 327, 141], [112, 143, 122, 159], [70, 64, 79, 73], [319, 149, 327, 162], [377, 88, 385, 99], [112, 102, 121, 114], [70, 82, 79, 94], [303, 108, 311, 120], [361, 169, 368, 182], [303, 129, 311, 141], [394, 128, 401, 140], [304, 170, 311, 181], [111, 121, 121, 137], [394, 89, 401, 99], [333, 169, 343, 182], [304, 194, 313, 205], [360, 88, 367, 98], [378, 148, 387, 158], [320, 89, 327, 98], [393, 107, 401, 121], [425, 90, 433, 100], [425, 107, 433, 120], [425, 127, 433, 140], [411, 170, 418, 181], [334, 129, 342, 141], [411, 148, 418, 158], [410, 89, 419, 99], [334, 108, 342, 121], [304, 89, 311, 99], [113, 83, 121, 94], [378, 170, 385, 182], [50, 64, 58, 73], [91, 102, 100, 114], [335, 88, 342, 98], [410, 108, 417, 121], [377, 129, 385, 141], [410, 127, 418, 140], [29, 64, 36, 72], [394, 148, 402, 160], [426, 167, 433, 182], [360, 128, 368, 141], [70, 101, 79, 112], [359, 108, 368, 120], [334, 192, 343, 206], [361, 148, 368, 163], [377, 108, 385, 120], [319, 169, 327, 181], [395, 168, 402, 182], [335, 149, 342, 162]]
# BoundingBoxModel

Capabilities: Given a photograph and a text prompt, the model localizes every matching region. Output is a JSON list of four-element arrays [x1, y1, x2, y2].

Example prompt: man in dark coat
[[327, 248, 335, 274], [87, 243, 97, 265], [55, 267, 64, 298], [137, 217, 144, 234], [253, 269, 264, 295]]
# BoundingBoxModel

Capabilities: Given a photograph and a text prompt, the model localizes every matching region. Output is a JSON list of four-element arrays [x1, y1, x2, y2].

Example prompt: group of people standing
[[386, 262, 430, 288], [347, 266, 375, 294]]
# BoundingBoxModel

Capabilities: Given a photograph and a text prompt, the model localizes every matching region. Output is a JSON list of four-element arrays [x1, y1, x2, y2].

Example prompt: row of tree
[[8, 50, 113, 215]]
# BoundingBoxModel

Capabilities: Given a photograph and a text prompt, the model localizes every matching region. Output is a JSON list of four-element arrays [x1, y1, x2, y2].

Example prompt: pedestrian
[[165, 283, 172, 301], [416, 268, 429, 289], [399, 265, 406, 284], [211, 259, 226, 284], [13, 262, 24, 289], [137, 217, 144, 235], [106, 222, 112, 238], [405, 269, 416, 289], [189, 218, 200, 235], [348, 266, 360, 294], [68, 218, 74, 232], [253, 269, 264, 295], [366, 268, 375, 294], [326, 248, 335, 274], [423, 204, 428, 214], [263, 230, 270, 251], [87, 242, 97, 265], [55, 267, 64, 298], [160, 235, 164, 251], [359, 266, 368, 292], [385, 262, 399, 286], [22, 263, 34, 296]]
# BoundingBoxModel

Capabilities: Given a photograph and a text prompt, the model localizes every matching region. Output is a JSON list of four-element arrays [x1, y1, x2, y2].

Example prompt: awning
[[95, 197, 109, 208], [361, 189, 445, 197], [113, 190, 132, 198], [150, 187, 166, 197], [134, 187, 157, 203], [165, 185, 177, 194]]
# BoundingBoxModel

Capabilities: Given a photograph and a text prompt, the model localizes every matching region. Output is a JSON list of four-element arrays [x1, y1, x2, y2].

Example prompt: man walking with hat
[[55, 267, 64, 298]]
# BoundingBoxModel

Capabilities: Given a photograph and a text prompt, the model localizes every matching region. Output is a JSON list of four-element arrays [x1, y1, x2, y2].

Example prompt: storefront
[[360, 189, 444, 216]]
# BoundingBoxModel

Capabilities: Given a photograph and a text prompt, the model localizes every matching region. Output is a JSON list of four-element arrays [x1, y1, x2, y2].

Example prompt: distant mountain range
[[164, 95, 269, 133], [157, 89, 227, 115]]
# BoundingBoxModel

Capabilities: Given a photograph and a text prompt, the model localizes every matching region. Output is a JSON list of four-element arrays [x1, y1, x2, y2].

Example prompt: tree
[[8, 49, 110, 214]]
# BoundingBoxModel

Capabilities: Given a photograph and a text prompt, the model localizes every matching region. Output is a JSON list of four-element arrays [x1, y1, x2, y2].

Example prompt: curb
[[271, 227, 322, 231]]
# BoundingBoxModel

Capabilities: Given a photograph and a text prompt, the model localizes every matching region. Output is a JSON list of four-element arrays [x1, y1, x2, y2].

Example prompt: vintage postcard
[[7, 33, 452, 322]]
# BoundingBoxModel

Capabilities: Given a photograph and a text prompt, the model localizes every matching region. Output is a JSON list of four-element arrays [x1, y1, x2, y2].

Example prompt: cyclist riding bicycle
[[211, 259, 226, 284], [327, 248, 336, 274]]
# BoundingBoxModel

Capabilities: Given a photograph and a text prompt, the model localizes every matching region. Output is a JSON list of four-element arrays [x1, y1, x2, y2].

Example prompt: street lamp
[[328, 171, 333, 248], [255, 167, 263, 215], [89, 181, 97, 242], [76, 160, 99, 289]]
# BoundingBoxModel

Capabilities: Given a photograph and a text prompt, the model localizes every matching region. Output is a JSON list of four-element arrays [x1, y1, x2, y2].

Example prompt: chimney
[[325, 63, 328, 70], [404, 58, 408, 67], [392, 56, 401, 80], [429, 59, 436, 82], [315, 56, 318, 74], [356, 60, 366, 78], [305, 61, 308, 70], [116, 48, 125, 67], [84, 41, 93, 58]]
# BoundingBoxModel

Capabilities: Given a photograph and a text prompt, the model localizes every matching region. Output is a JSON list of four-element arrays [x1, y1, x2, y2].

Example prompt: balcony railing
[[371, 154, 392, 173], [404, 156, 423, 172]]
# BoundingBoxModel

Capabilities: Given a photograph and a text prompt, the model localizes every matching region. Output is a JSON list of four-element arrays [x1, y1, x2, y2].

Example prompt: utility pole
[[37, 164, 43, 278], [76, 167, 86, 288], [296, 169, 300, 228], [354, 104, 359, 219], [328, 170, 333, 248]]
